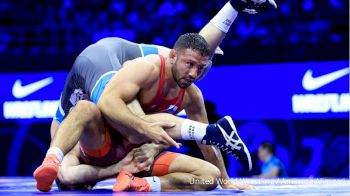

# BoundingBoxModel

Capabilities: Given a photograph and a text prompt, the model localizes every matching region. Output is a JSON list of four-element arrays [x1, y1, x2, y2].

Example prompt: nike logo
[[302, 67, 349, 91], [12, 77, 54, 98]]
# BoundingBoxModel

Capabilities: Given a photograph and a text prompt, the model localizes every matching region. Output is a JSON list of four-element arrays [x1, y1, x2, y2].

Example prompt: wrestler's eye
[[186, 61, 194, 68], [198, 65, 205, 72], [197, 67, 203, 73]]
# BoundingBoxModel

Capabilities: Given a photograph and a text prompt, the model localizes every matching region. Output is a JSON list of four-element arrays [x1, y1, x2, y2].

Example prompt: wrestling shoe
[[230, 0, 277, 14], [202, 116, 252, 171], [113, 170, 151, 192], [33, 154, 60, 192]]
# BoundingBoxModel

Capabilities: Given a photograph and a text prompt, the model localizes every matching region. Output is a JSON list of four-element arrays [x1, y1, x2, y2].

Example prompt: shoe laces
[[208, 141, 239, 159]]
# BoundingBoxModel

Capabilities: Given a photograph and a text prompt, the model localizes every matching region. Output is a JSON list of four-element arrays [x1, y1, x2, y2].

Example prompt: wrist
[[151, 143, 165, 155], [158, 144, 169, 153], [137, 121, 149, 135]]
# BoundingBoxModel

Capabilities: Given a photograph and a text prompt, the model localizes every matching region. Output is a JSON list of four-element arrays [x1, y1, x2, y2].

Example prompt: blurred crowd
[[0, 0, 348, 71]]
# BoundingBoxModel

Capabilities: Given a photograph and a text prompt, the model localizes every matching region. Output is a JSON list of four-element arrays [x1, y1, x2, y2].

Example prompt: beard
[[171, 66, 191, 89], [175, 77, 192, 89], [178, 78, 191, 88]]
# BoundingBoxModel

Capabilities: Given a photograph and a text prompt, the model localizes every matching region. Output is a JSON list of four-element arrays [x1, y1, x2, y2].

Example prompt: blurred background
[[0, 0, 349, 178]]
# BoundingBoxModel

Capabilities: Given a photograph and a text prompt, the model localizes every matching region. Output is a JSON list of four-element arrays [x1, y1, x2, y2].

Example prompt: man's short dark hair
[[260, 142, 275, 154], [173, 33, 210, 57]]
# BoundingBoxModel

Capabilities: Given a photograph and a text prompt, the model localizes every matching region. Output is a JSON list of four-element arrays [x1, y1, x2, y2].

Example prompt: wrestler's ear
[[169, 49, 177, 63]]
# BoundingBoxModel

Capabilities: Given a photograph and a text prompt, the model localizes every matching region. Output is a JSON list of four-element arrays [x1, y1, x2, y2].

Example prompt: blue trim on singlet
[[54, 107, 64, 123], [91, 71, 117, 104], [141, 44, 159, 56]]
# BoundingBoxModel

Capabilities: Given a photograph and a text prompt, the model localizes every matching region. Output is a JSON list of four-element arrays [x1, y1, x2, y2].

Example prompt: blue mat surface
[[0, 177, 349, 195]]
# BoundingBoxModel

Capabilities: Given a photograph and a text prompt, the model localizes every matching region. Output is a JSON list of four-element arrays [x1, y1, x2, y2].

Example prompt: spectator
[[257, 142, 288, 178]]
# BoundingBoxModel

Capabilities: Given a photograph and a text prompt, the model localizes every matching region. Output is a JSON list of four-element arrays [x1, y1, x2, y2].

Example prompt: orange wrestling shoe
[[113, 170, 151, 192], [33, 154, 60, 192]]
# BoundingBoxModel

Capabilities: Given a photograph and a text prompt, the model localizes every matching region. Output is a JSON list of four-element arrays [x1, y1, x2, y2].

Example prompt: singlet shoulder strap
[[154, 54, 166, 100]]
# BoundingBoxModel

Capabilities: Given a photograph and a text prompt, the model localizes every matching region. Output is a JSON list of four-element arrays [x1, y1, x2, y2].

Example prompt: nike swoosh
[[302, 67, 350, 91], [12, 77, 54, 98]]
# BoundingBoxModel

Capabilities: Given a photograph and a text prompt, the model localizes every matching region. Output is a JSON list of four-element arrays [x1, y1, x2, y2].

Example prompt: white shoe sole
[[224, 116, 252, 171]]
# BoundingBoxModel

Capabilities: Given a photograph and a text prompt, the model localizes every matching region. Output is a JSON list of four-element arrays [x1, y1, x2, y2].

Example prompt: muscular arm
[[97, 58, 153, 136], [184, 85, 230, 182], [97, 56, 177, 147]]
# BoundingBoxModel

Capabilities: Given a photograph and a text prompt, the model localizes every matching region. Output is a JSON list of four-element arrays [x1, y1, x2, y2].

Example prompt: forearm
[[198, 143, 230, 180], [98, 97, 147, 137], [59, 163, 122, 185]]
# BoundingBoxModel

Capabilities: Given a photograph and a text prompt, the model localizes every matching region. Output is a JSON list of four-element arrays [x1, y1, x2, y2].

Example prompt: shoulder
[[184, 84, 204, 108], [117, 54, 162, 87], [270, 156, 281, 166], [155, 45, 171, 56], [186, 84, 204, 99], [124, 54, 161, 75]]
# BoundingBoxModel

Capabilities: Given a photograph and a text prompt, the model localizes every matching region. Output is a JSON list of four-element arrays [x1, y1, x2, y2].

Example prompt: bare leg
[[123, 100, 206, 142], [199, 23, 226, 57], [50, 100, 106, 154], [50, 100, 144, 158], [114, 153, 221, 192], [157, 2, 236, 58], [112, 99, 200, 145], [50, 98, 208, 159], [199, 2, 238, 57], [159, 154, 220, 191], [53, 99, 208, 189], [141, 113, 185, 139], [50, 119, 60, 139], [49, 99, 176, 163], [49, 99, 168, 188]]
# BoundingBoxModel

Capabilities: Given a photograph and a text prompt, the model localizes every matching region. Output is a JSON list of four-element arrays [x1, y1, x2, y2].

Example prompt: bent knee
[[58, 167, 75, 186], [75, 100, 101, 120], [209, 165, 221, 180], [198, 161, 221, 179], [75, 100, 98, 113], [198, 163, 221, 190]]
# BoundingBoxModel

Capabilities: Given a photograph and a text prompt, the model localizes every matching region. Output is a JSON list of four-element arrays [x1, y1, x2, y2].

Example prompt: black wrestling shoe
[[202, 116, 252, 171], [230, 0, 277, 14]]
